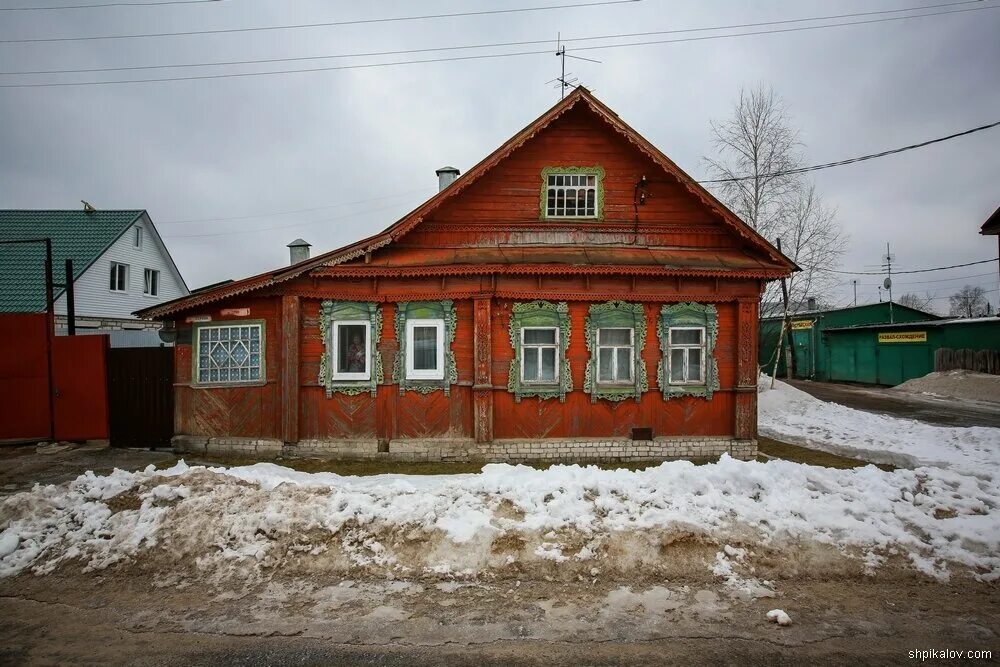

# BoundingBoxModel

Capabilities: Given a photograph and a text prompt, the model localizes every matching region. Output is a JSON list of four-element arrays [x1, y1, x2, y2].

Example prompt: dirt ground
[[2, 567, 998, 666], [2, 444, 997, 665], [787, 379, 1000, 429]]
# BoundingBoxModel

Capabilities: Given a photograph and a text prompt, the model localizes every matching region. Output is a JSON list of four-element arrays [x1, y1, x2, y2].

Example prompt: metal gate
[[107, 347, 174, 448]]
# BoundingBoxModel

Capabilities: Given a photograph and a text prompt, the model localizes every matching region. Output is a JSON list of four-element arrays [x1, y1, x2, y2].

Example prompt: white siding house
[[53, 211, 187, 325]]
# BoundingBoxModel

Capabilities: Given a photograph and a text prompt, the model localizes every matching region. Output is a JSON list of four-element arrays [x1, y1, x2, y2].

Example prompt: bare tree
[[897, 292, 934, 312], [777, 183, 847, 310], [949, 285, 989, 318], [704, 84, 802, 238], [704, 84, 847, 310]]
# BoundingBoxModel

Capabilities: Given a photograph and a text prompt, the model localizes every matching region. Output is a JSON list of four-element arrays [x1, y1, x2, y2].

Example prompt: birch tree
[[704, 84, 847, 311]]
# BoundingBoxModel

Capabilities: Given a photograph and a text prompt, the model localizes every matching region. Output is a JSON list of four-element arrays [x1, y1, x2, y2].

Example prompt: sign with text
[[790, 320, 814, 330], [877, 331, 927, 343]]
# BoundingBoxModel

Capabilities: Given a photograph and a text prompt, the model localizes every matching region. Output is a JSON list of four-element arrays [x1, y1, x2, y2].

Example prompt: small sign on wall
[[878, 331, 927, 343], [791, 320, 813, 330], [185, 315, 211, 323], [221, 308, 251, 317]]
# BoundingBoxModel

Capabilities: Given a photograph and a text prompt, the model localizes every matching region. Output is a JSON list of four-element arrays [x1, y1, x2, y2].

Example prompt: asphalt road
[[786, 379, 1000, 428]]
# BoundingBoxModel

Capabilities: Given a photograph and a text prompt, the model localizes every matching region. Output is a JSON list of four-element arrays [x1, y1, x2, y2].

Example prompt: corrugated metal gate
[[52, 334, 110, 440], [0, 313, 110, 441], [107, 347, 174, 448], [0, 313, 51, 439]]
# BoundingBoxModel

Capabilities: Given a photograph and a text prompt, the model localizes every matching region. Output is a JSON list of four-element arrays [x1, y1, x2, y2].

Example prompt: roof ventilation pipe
[[435, 166, 460, 192]]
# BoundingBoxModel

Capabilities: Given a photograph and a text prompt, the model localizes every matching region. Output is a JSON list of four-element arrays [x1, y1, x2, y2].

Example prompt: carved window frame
[[657, 302, 719, 400], [393, 300, 457, 395], [584, 301, 647, 402], [319, 300, 382, 397], [508, 301, 572, 402], [539, 166, 605, 221]]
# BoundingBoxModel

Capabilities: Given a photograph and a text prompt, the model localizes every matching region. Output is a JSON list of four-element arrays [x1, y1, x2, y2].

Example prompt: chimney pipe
[[287, 238, 311, 265], [806, 297, 817, 311], [435, 166, 460, 192]]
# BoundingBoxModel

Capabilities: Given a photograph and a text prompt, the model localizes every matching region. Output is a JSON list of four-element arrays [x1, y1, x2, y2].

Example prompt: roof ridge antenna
[[551, 32, 601, 99]]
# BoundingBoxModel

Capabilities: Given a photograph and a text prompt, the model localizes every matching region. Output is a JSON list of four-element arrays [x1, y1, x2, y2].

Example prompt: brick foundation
[[172, 435, 757, 463]]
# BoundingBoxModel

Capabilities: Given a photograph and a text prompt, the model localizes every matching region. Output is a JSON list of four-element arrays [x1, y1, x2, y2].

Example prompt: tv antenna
[[548, 33, 602, 99]]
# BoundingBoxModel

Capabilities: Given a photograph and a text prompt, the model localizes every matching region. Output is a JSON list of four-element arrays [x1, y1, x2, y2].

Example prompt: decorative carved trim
[[737, 299, 757, 387], [657, 302, 720, 400], [474, 299, 492, 386], [583, 301, 648, 402], [392, 300, 457, 395], [539, 166, 606, 221], [507, 300, 572, 402], [318, 301, 382, 397], [313, 264, 787, 280]]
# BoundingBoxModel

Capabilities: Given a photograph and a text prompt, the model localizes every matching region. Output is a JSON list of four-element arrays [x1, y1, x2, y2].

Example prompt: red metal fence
[[0, 314, 51, 440], [0, 313, 109, 441]]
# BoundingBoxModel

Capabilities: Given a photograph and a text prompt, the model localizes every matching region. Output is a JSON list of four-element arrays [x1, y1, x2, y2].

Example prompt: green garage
[[759, 302, 938, 381], [822, 317, 1000, 386]]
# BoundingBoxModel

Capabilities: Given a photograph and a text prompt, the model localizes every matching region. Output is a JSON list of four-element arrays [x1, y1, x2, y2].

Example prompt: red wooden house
[[138, 88, 795, 462]]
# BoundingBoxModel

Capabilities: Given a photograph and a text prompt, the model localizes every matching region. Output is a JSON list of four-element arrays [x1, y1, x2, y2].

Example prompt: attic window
[[134, 227, 143, 249], [541, 166, 604, 220]]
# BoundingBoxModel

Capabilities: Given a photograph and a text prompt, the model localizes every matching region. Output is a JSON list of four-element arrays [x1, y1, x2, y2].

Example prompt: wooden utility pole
[[777, 238, 796, 379]]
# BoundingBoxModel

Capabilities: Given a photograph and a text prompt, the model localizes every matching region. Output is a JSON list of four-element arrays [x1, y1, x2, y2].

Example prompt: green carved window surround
[[508, 300, 572, 402], [393, 300, 457, 395], [657, 302, 719, 400], [584, 301, 648, 402], [318, 300, 382, 397], [540, 166, 605, 221]]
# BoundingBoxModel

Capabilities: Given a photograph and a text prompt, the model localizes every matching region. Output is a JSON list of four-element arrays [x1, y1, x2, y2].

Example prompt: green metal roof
[[0, 209, 144, 313]]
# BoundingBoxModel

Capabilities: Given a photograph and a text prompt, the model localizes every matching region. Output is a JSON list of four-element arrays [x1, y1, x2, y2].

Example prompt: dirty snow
[[893, 370, 1000, 405], [758, 375, 1000, 473], [767, 609, 793, 626], [1, 457, 998, 585]]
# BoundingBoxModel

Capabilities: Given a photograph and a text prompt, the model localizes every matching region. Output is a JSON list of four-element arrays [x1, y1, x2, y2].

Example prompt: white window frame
[[143, 268, 159, 296], [405, 318, 445, 381], [134, 226, 143, 249], [545, 172, 599, 219], [331, 320, 372, 381], [194, 322, 264, 386], [520, 326, 560, 385], [596, 327, 634, 385], [109, 261, 129, 293], [667, 326, 706, 385]]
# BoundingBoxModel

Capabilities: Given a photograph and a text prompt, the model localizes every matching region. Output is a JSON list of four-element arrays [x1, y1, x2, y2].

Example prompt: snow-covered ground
[[2, 378, 999, 587], [758, 376, 1000, 473], [1, 455, 998, 587]]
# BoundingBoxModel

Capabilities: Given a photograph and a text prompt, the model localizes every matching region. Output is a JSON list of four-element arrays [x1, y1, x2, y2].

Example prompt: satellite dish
[[883, 277, 892, 290]]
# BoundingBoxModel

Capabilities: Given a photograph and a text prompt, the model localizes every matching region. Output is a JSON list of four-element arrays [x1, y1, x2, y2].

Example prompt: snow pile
[[766, 609, 793, 626], [758, 376, 1000, 472], [893, 370, 1000, 405], [1, 458, 998, 584]]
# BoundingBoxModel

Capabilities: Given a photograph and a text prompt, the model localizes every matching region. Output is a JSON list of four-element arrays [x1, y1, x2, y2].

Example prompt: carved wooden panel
[[301, 390, 376, 439], [396, 391, 452, 439]]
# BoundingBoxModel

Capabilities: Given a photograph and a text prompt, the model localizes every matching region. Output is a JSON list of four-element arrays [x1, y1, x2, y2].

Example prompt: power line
[[160, 199, 423, 239], [840, 270, 999, 288], [2, 4, 996, 87], [157, 188, 433, 225], [0, 0, 217, 10], [817, 258, 999, 276], [167, 119, 1000, 235], [701, 120, 1000, 184], [0, 0, 980, 76], [0, 0, 640, 44]]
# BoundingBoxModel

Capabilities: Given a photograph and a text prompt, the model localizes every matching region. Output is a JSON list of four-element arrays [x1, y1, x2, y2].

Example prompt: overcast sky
[[2, 0, 998, 313]]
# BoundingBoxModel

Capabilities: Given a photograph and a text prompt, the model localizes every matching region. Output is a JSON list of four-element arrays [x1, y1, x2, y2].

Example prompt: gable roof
[[0, 209, 144, 313], [981, 205, 1000, 235], [138, 87, 796, 320]]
